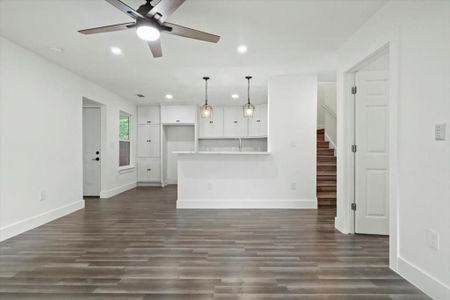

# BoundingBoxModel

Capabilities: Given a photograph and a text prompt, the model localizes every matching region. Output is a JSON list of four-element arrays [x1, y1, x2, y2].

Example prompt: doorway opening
[[82, 98, 103, 197], [317, 82, 338, 208]]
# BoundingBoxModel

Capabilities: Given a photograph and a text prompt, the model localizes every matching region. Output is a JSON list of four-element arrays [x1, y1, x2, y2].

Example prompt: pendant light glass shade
[[243, 76, 255, 117], [200, 76, 213, 118]]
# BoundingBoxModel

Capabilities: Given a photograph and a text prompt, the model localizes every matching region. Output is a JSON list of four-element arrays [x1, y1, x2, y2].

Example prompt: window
[[119, 112, 131, 167]]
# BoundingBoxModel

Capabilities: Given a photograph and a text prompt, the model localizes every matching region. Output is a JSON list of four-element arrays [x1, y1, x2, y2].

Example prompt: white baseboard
[[100, 182, 136, 198], [398, 257, 450, 300], [137, 182, 162, 187], [334, 216, 349, 234], [324, 132, 337, 156], [0, 200, 85, 242], [177, 198, 317, 209]]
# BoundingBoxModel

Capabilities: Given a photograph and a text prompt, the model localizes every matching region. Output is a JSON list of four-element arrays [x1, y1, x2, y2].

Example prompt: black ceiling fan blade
[[148, 0, 185, 23], [164, 22, 220, 43], [148, 40, 163, 58], [105, 0, 144, 19], [79, 22, 135, 35]]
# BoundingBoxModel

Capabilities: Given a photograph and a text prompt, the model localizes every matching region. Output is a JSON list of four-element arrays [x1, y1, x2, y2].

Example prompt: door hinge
[[351, 86, 357, 95], [351, 203, 357, 211], [351, 144, 357, 153]]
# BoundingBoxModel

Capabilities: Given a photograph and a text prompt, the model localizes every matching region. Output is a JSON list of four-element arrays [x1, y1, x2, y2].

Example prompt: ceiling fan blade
[[148, 40, 163, 58], [105, 0, 144, 19], [164, 22, 220, 43], [79, 22, 135, 35], [148, 0, 185, 23]]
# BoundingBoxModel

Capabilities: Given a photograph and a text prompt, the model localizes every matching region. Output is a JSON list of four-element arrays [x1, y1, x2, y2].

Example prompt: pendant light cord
[[203, 76, 209, 105], [246, 76, 252, 105]]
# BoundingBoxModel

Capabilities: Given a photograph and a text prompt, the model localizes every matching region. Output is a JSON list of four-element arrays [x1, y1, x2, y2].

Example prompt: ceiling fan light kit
[[200, 76, 213, 118], [243, 76, 255, 118], [78, 0, 220, 58]]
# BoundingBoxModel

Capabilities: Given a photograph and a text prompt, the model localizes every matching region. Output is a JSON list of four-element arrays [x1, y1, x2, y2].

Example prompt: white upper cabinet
[[161, 105, 196, 124], [137, 124, 160, 157], [248, 104, 268, 137], [199, 107, 224, 138], [138, 106, 160, 125], [223, 106, 248, 137]]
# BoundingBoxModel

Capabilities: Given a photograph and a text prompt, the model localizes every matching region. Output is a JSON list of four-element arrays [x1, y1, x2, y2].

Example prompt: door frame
[[337, 32, 400, 271], [82, 97, 106, 197]]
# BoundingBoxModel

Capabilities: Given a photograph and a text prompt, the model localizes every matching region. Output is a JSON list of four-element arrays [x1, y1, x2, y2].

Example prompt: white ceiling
[[0, 0, 387, 105]]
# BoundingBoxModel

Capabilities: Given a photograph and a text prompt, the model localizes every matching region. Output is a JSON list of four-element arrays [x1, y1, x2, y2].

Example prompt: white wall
[[318, 82, 337, 149], [335, 1, 450, 299], [0, 37, 137, 241], [177, 75, 317, 208]]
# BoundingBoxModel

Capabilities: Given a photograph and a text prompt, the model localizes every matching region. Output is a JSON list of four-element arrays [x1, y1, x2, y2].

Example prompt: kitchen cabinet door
[[138, 106, 160, 125], [161, 105, 196, 124], [223, 106, 248, 137], [137, 124, 160, 157], [199, 107, 224, 138], [248, 104, 268, 137], [137, 157, 161, 182]]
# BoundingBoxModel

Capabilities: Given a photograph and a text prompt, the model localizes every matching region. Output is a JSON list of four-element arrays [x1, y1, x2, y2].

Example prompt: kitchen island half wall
[[176, 152, 317, 209]]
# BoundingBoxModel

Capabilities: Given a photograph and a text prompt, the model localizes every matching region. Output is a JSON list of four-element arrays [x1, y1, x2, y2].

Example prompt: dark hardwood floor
[[0, 186, 429, 299]]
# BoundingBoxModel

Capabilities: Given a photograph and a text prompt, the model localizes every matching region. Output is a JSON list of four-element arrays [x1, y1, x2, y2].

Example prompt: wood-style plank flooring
[[0, 186, 429, 299]]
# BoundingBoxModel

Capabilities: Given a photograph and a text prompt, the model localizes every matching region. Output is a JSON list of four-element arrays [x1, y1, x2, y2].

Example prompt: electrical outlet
[[290, 141, 297, 148], [207, 183, 213, 191], [290, 183, 296, 190], [40, 191, 46, 201], [426, 229, 440, 250], [435, 123, 446, 141]]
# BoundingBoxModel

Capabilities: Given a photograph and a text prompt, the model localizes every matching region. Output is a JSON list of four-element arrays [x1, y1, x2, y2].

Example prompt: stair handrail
[[321, 104, 337, 119]]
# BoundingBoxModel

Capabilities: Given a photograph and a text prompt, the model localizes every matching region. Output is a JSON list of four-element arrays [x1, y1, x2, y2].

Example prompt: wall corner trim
[[397, 257, 450, 300], [0, 199, 85, 242], [100, 182, 137, 199]]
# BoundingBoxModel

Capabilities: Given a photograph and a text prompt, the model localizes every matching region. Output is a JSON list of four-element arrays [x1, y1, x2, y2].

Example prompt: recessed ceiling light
[[111, 46, 122, 55], [231, 94, 239, 99], [165, 94, 173, 100], [49, 47, 64, 53], [237, 45, 248, 54]]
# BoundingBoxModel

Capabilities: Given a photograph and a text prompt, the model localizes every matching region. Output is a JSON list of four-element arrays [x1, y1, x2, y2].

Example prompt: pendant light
[[200, 76, 213, 118], [243, 76, 255, 117]]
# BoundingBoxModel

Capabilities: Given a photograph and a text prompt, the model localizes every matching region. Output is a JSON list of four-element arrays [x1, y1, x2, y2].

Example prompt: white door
[[355, 70, 389, 235], [83, 107, 101, 196]]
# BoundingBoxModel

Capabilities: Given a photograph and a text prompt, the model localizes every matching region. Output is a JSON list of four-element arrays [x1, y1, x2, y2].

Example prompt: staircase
[[317, 129, 336, 207]]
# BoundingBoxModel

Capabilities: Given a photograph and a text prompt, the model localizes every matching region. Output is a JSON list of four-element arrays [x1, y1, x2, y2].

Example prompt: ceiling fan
[[78, 0, 220, 58]]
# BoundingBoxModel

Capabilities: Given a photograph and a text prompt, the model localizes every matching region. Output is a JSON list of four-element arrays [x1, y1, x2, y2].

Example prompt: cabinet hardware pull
[[209, 121, 213, 124], [256, 120, 261, 122], [176, 120, 180, 122], [147, 140, 151, 142], [147, 120, 151, 123], [234, 121, 238, 123], [147, 169, 151, 171]]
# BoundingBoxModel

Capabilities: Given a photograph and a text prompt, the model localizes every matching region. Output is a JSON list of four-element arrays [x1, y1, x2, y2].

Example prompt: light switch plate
[[426, 229, 440, 250], [435, 123, 446, 141]]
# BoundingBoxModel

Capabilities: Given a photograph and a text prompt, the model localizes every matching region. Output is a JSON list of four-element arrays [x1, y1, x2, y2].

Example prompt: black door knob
[[95, 157, 100, 161]]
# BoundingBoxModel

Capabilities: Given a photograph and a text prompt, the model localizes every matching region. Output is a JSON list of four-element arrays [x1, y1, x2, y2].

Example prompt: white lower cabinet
[[137, 158, 161, 182], [223, 106, 248, 137]]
